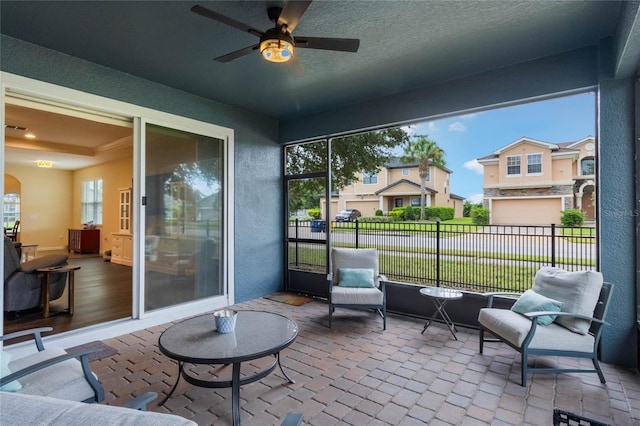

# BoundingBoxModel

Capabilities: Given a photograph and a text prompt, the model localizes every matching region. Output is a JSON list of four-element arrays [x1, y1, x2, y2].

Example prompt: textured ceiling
[[1, 1, 625, 121]]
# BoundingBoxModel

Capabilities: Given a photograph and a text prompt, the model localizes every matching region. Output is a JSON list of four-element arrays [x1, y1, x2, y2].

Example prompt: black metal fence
[[288, 220, 596, 293]]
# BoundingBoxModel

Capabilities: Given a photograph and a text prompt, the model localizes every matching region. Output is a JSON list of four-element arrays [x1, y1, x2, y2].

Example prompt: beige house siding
[[479, 136, 596, 225], [319, 161, 463, 219]]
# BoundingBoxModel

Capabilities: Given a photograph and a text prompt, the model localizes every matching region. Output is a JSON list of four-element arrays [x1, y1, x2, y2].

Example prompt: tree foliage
[[285, 129, 410, 215], [399, 136, 446, 220]]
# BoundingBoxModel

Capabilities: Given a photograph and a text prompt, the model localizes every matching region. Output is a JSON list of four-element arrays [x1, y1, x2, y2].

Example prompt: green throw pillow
[[338, 268, 375, 288], [0, 350, 22, 392], [511, 289, 564, 326]]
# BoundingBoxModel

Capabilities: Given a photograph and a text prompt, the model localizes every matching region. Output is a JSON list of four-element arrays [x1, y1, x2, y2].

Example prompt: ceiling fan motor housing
[[260, 27, 295, 62]]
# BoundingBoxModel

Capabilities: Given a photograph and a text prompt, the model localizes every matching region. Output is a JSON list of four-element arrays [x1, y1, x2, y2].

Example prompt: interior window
[[3, 193, 20, 228], [81, 178, 103, 225]]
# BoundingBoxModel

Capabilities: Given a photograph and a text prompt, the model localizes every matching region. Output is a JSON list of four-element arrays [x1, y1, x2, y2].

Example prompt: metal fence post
[[436, 221, 441, 287], [551, 223, 556, 267], [355, 220, 359, 249], [295, 219, 299, 267]]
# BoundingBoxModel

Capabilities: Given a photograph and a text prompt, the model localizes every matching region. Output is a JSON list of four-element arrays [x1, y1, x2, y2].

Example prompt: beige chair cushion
[[478, 308, 595, 352], [0, 392, 197, 426], [9, 348, 97, 402], [532, 267, 603, 334], [331, 285, 383, 305]]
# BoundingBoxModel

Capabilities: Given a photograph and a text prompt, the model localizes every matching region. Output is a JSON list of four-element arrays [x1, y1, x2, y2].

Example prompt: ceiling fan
[[191, 1, 360, 64]]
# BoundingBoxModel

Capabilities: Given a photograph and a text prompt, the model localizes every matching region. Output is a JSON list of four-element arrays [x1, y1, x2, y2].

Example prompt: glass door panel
[[144, 123, 224, 311]]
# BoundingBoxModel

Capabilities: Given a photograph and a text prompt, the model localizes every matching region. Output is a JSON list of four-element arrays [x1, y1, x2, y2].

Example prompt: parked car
[[335, 209, 362, 222]]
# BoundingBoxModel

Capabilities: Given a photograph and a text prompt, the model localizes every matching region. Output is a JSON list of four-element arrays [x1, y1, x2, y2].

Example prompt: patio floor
[[95, 296, 639, 425]]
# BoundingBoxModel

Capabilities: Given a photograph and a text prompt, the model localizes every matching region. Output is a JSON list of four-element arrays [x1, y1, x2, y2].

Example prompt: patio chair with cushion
[[0, 327, 104, 403], [328, 247, 387, 330], [478, 267, 613, 386]]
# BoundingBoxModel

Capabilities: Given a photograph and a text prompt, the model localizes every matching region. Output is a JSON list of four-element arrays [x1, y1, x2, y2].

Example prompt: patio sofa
[[0, 392, 197, 426]]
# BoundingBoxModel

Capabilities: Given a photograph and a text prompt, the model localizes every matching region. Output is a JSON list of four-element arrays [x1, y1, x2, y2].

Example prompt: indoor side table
[[159, 310, 298, 426], [419, 286, 463, 340], [37, 265, 81, 318]]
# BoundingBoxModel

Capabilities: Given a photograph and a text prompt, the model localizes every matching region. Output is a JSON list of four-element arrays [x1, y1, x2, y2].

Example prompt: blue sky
[[404, 92, 596, 203]]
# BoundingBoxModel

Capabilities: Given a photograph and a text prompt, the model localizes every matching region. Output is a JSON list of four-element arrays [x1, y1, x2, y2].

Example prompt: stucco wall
[[1, 35, 282, 304], [279, 46, 636, 367]]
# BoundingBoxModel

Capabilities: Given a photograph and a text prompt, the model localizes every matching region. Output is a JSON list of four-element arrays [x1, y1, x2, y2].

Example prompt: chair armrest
[[123, 392, 158, 411], [525, 311, 607, 325], [0, 348, 101, 388], [19, 255, 68, 273], [1, 327, 53, 351], [481, 292, 521, 308]]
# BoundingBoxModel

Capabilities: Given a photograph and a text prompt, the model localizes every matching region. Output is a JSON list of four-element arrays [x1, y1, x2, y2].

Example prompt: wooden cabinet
[[111, 233, 133, 266], [68, 229, 100, 254], [118, 188, 132, 234], [112, 188, 133, 266]]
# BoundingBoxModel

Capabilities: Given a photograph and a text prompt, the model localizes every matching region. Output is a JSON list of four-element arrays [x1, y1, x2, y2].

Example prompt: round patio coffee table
[[159, 310, 298, 426]]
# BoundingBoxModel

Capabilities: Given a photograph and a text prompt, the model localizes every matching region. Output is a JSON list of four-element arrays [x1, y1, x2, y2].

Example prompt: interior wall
[[4, 165, 72, 249], [72, 156, 133, 254], [1, 35, 282, 304], [3, 174, 20, 194]]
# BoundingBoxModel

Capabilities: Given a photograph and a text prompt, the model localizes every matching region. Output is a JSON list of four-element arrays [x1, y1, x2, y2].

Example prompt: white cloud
[[427, 121, 437, 132], [448, 122, 466, 132], [467, 193, 484, 204], [400, 124, 417, 136], [463, 159, 484, 174]]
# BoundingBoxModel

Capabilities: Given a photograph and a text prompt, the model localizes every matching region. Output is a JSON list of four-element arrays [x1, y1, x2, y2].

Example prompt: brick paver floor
[[94, 296, 640, 425]]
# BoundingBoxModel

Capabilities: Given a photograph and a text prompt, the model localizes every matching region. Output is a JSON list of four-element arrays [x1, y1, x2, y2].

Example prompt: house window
[[410, 197, 420, 206], [402, 168, 409, 176], [81, 178, 103, 225], [426, 167, 431, 181], [527, 153, 542, 174], [3, 193, 20, 228], [506, 155, 521, 176], [581, 157, 595, 175], [394, 198, 403, 207], [363, 172, 378, 184]]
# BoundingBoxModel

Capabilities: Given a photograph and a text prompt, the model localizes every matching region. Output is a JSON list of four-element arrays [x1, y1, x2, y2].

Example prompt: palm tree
[[400, 136, 446, 220]]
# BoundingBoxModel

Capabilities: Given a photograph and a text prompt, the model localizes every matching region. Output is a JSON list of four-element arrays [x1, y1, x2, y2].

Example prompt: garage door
[[491, 198, 562, 225]]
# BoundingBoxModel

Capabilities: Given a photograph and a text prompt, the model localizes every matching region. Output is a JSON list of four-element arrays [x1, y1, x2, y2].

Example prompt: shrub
[[375, 209, 383, 216], [389, 208, 404, 221], [359, 216, 393, 223], [561, 209, 585, 227], [307, 208, 321, 219], [403, 206, 417, 221], [471, 206, 490, 225]]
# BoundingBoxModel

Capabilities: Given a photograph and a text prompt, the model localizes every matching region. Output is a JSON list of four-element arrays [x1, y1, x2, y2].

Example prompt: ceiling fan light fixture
[[260, 32, 294, 63]]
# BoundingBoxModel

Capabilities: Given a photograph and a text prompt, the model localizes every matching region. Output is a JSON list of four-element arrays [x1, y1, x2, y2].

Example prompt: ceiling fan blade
[[295, 36, 360, 52], [214, 44, 260, 63], [191, 5, 263, 37], [278, 0, 312, 32]]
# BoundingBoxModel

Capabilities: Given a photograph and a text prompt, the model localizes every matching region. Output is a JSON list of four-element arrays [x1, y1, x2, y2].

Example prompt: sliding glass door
[[144, 123, 225, 311]]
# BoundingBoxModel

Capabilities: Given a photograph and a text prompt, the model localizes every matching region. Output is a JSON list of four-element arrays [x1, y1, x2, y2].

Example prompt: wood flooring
[[3, 256, 132, 340]]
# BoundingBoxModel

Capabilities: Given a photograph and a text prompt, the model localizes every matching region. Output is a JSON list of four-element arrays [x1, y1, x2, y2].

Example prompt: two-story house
[[477, 136, 596, 225], [320, 159, 465, 219]]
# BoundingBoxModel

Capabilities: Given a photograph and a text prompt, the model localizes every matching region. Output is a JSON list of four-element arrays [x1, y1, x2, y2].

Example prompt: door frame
[[1, 72, 235, 348]]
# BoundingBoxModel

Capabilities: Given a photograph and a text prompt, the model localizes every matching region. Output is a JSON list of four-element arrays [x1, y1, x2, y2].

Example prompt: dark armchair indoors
[[3, 235, 68, 313], [4, 220, 20, 242]]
